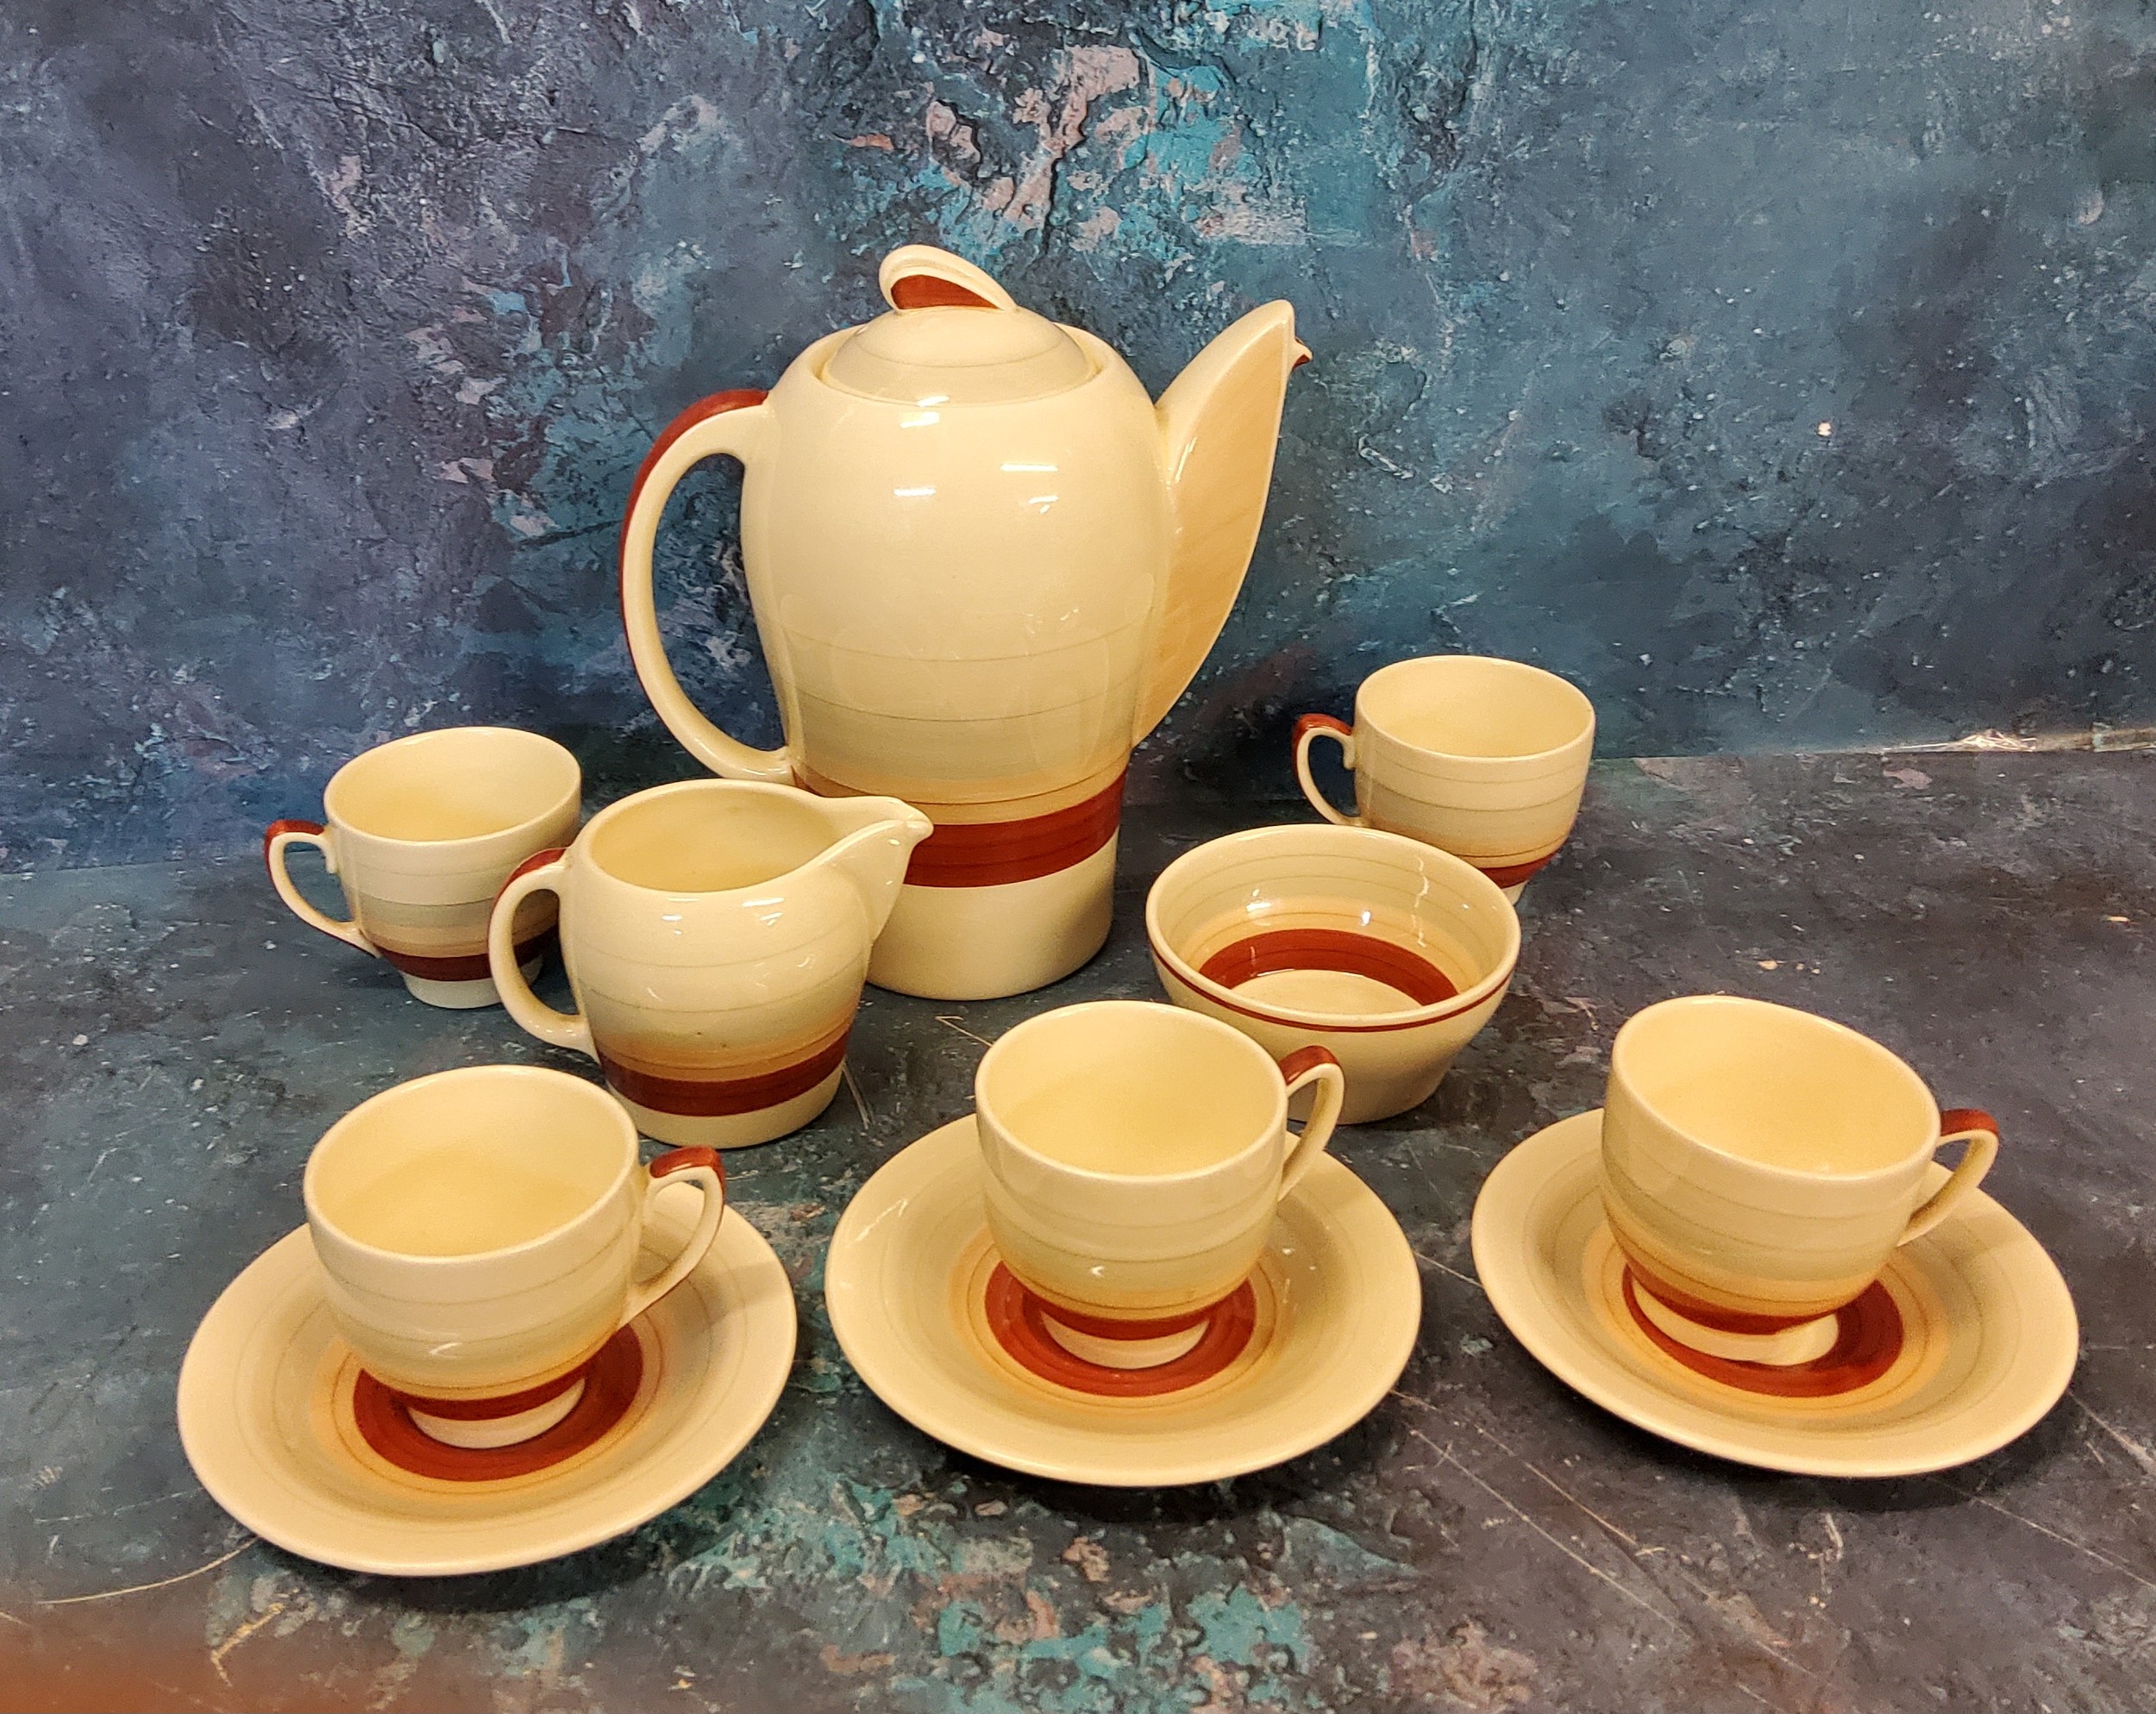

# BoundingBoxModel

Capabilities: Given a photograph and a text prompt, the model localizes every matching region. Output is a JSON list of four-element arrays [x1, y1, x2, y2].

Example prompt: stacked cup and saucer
[[178, 1067, 796, 1575], [1473, 996, 2078, 1475], [825, 1002, 1425, 1485]]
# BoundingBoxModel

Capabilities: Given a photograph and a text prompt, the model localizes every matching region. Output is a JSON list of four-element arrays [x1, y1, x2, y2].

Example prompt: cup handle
[[262, 819, 376, 955], [1293, 714, 1365, 827], [488, 848, 592, 1057], [1275, 1047, 1346, 1194], [1899, 1108, 2001, 1243], [622, 1148, 728, 1324]]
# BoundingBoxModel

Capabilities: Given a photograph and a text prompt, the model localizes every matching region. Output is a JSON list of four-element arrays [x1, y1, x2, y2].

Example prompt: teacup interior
[[328, 727, 578, 843], [984, 1005, 1278, 1176], [1615, 998, 1935, 1175], [589, 786, 840, 892], [1152, 829, 1514, 1020], [1361, 656, 1593, 760], [311, 1073, 627, 1256]]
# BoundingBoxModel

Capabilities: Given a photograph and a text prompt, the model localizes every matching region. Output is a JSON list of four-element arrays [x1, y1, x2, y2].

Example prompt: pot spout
[[1131, 301, 1309, 744]]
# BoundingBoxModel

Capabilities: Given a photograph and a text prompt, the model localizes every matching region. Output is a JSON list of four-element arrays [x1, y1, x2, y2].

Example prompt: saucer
[[177, 1186, 797, 1575], [1470, 1111, 2078, 1477], [824, 1117, 1420, 1486]]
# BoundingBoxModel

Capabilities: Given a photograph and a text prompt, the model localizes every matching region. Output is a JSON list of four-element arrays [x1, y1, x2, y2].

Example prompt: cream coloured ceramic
[[1471, 1110, 2076, 1477], [264, 726, 581, 1007], [1602, 996, 2001, 1328], [1146, 823, 1519, 1124], [824, 1116, 1420, 1486], [973, 1001, 1343, 1368], [176, 1185, 795, 1576], [489, 780, 931, 1148], [303, 1065, 725, 1445], [1294, 655, 1594, 899], [618, 245, 1308, 1000]]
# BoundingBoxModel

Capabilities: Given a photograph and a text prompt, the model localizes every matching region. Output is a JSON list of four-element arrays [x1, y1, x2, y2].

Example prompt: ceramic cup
[[303, 1064, 726, 1448], [1294, 655, 1595, 899], [489, 780, 931, 1148], [265, 726, 582, 1008], [1147, 823, 1519, 1124], [1601, 995, 2001, 1363], [975, 1000, 1345, 1369]]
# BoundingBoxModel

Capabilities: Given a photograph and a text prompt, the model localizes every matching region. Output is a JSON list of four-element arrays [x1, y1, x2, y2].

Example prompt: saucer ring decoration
[[178, 1072, 796, 1575], [825, 1116, 1421, 1487], [1293, 654, 1594, 901], [1147, 823, 1520, 1124], [489, 780, 931, 1148], [264, 725, 582, 1009]]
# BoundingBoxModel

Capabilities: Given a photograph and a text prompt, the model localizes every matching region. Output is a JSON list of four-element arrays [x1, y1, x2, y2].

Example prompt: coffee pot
[[619, 245, 1307, 999]]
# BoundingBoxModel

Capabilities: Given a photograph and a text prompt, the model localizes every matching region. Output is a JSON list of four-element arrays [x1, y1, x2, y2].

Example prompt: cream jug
[[488, 781, 931, 1148], [619, 245, 1307, 1000]]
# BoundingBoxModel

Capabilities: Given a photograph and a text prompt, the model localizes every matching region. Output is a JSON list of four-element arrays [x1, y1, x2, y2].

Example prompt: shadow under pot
[[490, 780, 931, 1148], [1146, 822, 1520, 1125]]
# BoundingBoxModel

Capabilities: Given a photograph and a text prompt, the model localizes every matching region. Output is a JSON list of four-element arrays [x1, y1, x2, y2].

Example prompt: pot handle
[[618, 390, 795, 783]]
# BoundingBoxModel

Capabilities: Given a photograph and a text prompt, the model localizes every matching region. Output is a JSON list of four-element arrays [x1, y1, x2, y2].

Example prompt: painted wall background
[[2, 0, 2153, 869]]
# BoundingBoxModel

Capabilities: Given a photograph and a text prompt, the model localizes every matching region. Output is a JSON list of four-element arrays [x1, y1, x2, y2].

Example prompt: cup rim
[[1144, 824, 1521, 1030], [1609, 995, 1943, 1183], [304, 1065, 641, 1265], [1355, 654, 1595, 769], [975, 1000, 1290, 1185], [324, 726, 581, 853]]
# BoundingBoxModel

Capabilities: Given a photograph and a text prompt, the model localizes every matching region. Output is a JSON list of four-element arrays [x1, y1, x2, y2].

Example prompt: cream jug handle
[[1275, 1047, 1346, 1194], [618, 391, 795, 784], [487, 848, 594, 1058]]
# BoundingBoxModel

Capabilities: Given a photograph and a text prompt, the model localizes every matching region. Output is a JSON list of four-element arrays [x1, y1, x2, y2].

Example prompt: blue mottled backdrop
[[3, 0, 2153, 867]]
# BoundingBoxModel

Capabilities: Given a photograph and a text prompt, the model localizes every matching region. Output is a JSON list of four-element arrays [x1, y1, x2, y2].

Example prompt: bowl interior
[[1150, 830, 1517, 1022]]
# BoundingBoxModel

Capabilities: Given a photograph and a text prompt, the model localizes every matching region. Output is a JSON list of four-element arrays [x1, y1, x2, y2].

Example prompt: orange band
[[599, 1030, 850, 1117], [380, 929, 550, 984]]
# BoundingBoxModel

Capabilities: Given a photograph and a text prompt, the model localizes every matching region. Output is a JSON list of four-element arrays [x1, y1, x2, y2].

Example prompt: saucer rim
[[824, 1115, 1421, 1487], [1470, 1109, 2079, 1478], [176, 1201, 796, 1576]]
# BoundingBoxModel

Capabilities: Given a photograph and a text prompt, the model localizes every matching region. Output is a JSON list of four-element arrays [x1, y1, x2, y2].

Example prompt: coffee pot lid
[[820, 246, 1094, 407]]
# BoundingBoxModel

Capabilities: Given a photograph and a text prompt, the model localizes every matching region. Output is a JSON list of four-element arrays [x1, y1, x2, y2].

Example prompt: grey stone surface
[[4, 2, 2156, 868], [3, 754, 2153, 1710]]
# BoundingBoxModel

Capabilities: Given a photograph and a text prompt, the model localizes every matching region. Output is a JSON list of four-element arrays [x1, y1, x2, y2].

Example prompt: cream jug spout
[[813, 798, 936, 935], [1132, 302, 1310, 744]]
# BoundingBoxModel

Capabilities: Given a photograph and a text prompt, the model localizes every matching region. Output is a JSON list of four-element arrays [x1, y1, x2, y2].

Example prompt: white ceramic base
[[1629, 1288, 1840, 1367], [408, 1379, 585, 1448], [401, 955, 540, 1010], [1470, 1110, 2079, 1477], [176, 1189, 796, 1576], [1041, 1317, 1207, 1369], [612, 1065, 843, 1148], [824, 1116, 1421, 1486], [868, 840, 1118, 999]]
